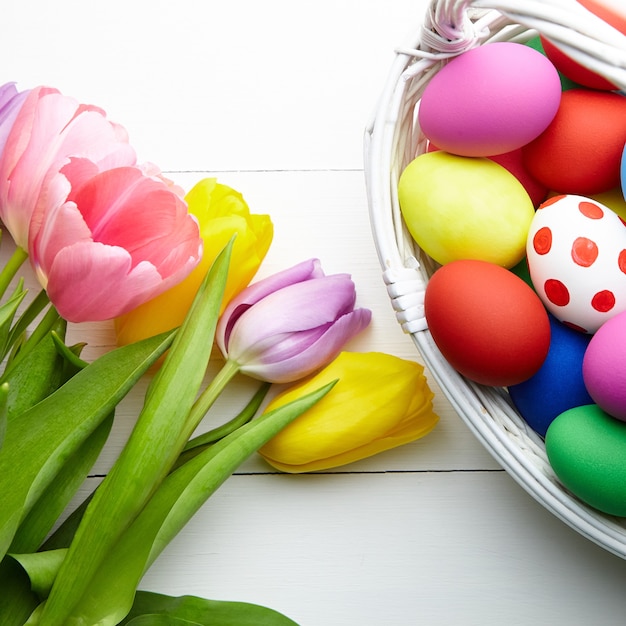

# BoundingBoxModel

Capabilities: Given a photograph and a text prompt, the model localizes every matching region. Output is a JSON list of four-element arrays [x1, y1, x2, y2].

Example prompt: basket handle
[[418, 0, 626, 88]]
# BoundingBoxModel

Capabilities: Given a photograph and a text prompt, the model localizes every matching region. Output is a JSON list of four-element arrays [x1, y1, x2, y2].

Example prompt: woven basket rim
[[365, 0, 626, 558]]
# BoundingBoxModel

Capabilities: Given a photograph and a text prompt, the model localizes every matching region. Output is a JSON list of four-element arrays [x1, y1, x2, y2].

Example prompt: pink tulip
[[0, 84, 136, 249], [30, 166, 202, 322], [216, 259, 372, 383]]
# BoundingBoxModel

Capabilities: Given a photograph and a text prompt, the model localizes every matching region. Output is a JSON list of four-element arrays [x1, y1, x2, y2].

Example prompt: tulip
[[29, 165, 202, 322], [215, 259, 372, 383], [0, 84, 137, 251], [115, 177, 273, 345], [0, 82, 30, 156], [258, 351, 439, 472]]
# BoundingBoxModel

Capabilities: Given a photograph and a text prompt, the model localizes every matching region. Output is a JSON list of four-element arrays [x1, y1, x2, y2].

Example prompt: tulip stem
[[180, 358, 241, 447], [0, 246, 28, 301]]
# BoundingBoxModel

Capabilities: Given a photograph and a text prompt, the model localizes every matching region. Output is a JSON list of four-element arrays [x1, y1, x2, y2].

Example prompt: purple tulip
[[216, 259, 372, 383], [0, 82, 30, 156]]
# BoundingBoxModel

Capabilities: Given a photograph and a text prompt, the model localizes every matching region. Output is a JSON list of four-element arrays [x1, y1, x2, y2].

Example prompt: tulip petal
[[223, 275, 357, 357], [238, 308, 371, 382], [217, 258, 323, 351], [44, 241, 170, 322], [258, 351, 439, 471], [0, 83, 29, 156]]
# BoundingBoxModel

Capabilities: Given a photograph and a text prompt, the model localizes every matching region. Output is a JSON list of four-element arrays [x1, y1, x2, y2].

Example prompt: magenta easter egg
[[583, 310, 626, 421], [418, 42, 561, 157]]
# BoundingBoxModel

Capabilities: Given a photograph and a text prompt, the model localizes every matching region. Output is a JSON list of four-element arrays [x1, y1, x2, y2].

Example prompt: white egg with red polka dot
[[526, 194, 626, 334]]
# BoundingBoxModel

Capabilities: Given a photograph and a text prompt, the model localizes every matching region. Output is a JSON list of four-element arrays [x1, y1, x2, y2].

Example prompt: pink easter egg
[[418, 42, 561, 157], [583, 310, 626, 421]]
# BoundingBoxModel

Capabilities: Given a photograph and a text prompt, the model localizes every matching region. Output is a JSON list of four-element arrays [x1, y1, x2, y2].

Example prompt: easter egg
[[418, 42, 561, 157], [426, 144, 547, 207], [424, 259, 550, 387], [590, 186, 626, 219], [545, 404, 626, 516], [509, 314, 592, 437], [578, 0, 626, 32], [523, 89, 626, 195], [524, 36, 580, 91], [526, 194, 626, 333], [488, 148, 548, 207], [620, 144, 626, 200], [398, 152, 535, 267], [540, 35, 617, 90], [583, 310, 626, 421]]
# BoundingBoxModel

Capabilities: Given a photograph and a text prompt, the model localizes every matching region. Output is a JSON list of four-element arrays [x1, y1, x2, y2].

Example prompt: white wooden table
[[3, 1, 626, 624]]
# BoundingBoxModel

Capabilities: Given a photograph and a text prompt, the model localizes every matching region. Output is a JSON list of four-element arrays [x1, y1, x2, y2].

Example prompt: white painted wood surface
[[2, 1, 626, 624]]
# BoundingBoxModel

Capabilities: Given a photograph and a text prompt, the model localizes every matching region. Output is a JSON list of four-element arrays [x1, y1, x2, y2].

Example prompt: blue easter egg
[[508, 314, 593, 437]]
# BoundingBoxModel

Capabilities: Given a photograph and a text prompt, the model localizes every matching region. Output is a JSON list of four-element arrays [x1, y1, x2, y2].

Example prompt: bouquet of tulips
[[0, 82, 439, 625]]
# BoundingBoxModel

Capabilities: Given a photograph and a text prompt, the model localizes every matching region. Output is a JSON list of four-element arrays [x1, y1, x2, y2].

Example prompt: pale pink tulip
[[30, 166, 202, 322], [216, 259, 372, 383]]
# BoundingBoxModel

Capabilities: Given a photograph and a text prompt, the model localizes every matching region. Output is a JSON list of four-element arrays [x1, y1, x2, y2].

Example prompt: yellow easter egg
[[398, 151, 535, 267]]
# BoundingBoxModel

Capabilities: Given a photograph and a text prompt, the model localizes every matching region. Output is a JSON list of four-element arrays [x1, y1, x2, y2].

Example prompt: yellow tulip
[[115, 178, 273, 345], [258, 351, 439, 472]]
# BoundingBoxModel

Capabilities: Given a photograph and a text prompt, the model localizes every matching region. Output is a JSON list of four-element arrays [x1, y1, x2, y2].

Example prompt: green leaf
[[0, 382, 7, 450], [122, 591, 300, 626], [127, 616, 201, 626], [0, 329, 175, 561], [38, 240, 234, 625], [0, 280, 27, 360], [0, 555, 39, 625], [9, 413, 114, 554], [1, 305, 61, 383], [9, 549, 67, 599], [4, 321, 68, 421], [3, 288, 51, 361], [58, 382, 335, 625], [174, 382, 271, 469]]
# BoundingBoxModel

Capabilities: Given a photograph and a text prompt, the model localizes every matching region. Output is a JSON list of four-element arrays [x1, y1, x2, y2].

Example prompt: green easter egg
[[545, 404, 626, 516], [398, 152, 534, 267]]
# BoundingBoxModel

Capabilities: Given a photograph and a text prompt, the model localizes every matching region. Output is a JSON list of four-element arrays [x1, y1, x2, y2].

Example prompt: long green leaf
[[3, 288, 51, 360], [60, 382, 335, 625], [0, 281, 27, 361], [9, 413, 114, 554], [0, 329, 175, 560], [38, 240, 233, 625], [0, 382, 7, 451], [122, 591, 300, 626], [5, 321, 68, 421]]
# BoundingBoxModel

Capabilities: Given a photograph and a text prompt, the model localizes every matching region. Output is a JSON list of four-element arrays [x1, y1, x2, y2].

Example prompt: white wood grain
[[2, 1, 626, 624]]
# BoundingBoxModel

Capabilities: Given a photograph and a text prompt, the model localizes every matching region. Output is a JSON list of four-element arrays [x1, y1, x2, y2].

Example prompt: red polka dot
[[544, 279, 570, 306], [571, 237, 598, 267], [538, 195, 565, 209], [592, 290, 616, 313], [533, 227, 552, 255], [619, 249, 626, 274], [578, 201, 604, 219]]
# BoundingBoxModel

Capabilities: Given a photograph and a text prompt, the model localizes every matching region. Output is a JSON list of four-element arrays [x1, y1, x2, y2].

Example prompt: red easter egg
[[522, 89, 626, 195], [489, 148, 548, 207], [577, 0, 626, 34], [540, 1, 625, 90], [540, 36, 617, 90], [424, 260, 551, 387]]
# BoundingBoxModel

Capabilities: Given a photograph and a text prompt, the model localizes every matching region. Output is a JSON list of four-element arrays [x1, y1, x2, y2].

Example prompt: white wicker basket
[[365, 0, 626, 558]]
